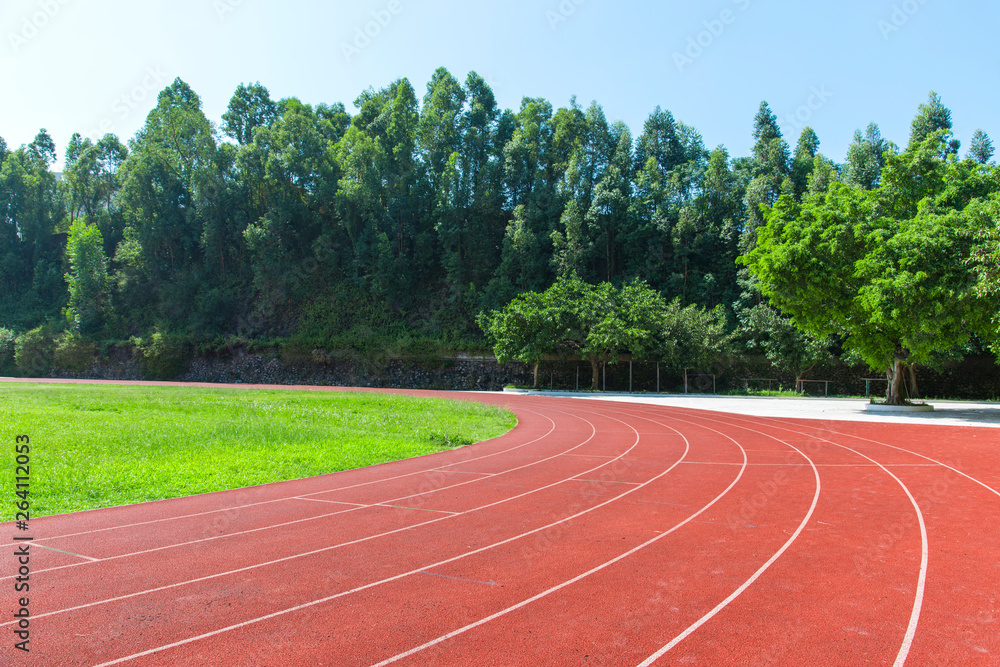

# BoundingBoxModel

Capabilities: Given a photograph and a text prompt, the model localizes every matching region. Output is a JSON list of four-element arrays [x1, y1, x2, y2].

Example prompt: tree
[[969, 189, 1000, 350], [789, 127, 821, 198], [740, 136, 993, 404], [476, 289, 554, 387], [908, 91, 960, 156], [222, 82, 279, 146], [741, 102, 789, 254], [657, 299, 733, 375], [742, 303, 832, 391], [968, 130, 995, 165], [479, 274, 667, 390], [65, 219, 111, 335], [843, 123, 894, 190]]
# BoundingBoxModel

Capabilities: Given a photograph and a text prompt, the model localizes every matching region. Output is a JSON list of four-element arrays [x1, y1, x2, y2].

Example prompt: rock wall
[[38, 347, 1000, 400]]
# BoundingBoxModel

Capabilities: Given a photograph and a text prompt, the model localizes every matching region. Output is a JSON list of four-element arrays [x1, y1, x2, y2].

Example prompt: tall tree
[[222, 82, 279, 146], [908, 91, 960, 156], [968, 129, 995, 165], [741, 137, 994, 404], [789, 127, 821, 198], [65, 219, 111, 335]]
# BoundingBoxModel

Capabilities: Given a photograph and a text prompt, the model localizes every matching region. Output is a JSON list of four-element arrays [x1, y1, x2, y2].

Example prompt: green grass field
[[0, 383, 517, 519]]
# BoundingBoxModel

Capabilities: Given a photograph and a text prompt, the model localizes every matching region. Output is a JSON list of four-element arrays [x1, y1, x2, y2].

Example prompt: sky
[[2, 0, 998, 171]]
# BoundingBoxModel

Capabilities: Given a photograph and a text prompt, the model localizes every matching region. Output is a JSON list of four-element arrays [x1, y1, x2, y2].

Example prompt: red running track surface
[[2, 381, 999, 666]]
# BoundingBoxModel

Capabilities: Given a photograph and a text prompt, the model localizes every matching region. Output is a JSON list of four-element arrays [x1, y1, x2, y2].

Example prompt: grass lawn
[[0, 383, 517, 519]]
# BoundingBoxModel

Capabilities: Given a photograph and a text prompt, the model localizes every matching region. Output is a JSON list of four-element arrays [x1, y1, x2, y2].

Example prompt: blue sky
[[2, 0, 997, 170]]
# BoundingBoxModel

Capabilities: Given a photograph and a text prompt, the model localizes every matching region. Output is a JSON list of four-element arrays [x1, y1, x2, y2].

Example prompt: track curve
[[1, 383, 998, 666]]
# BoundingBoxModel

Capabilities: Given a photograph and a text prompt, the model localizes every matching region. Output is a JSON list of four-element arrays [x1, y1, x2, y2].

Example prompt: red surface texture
[[1, 380, 998, 666]]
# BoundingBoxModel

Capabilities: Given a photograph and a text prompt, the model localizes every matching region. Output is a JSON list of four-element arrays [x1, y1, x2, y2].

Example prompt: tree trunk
[[907, 364, 920, 399], [533, 363, 539, 388], [886, 358, 907, 405], [590, 360, 600, 390]]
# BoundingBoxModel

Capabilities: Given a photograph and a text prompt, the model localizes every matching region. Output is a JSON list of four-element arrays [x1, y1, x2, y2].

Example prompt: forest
[[1, 67, 998, 395]]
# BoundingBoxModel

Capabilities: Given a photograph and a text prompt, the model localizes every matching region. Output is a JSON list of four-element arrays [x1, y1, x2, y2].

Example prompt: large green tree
[[741, 132, 994, 404]]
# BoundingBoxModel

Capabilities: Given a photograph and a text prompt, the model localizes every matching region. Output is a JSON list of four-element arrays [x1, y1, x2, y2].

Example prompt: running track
[[3, 381, 999, 665]]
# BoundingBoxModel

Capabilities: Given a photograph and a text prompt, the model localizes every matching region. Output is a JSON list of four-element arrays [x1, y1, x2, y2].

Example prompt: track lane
[[1, 384, 998, 666]]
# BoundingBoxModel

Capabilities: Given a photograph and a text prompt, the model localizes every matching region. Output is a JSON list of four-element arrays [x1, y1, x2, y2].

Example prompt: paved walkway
[[502, 390, 1000, 428]]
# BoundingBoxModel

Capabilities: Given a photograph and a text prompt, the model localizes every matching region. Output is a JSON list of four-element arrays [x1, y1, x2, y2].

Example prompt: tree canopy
[[0, 72, 995, 394], [741, 132, 997, 403]]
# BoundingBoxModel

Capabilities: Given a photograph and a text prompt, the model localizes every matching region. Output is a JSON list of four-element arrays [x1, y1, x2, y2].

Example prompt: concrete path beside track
[[2, 379, 998, 665], [516, 391, 1000, 429]]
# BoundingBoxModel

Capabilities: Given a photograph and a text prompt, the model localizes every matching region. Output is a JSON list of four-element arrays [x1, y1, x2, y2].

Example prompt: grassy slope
[[0, 383, 516, 518]]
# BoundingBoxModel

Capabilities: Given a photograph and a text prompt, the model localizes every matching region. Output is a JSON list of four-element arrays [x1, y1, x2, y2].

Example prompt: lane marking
[[378, 505, 458, 515], [574, 479, 642, 486], [6, 405, 557, 545], [8, 404, 647, 629], [1, 410, 593, 582], [89, 407, 696, 665], [648, 407, 931, 667], [370, 417, 747, 667], [636, 415, 821, 667]]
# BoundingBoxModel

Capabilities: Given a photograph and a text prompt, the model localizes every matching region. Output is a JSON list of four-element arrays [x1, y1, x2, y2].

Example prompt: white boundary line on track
[[1, 405, 555, 545], [760, 416, 1000, 500], [639, 407, 931, 667], [0, 409, 600, 582], [0, 406, 602, 626], [369, 415, 762, 667], [86, 405, 664, 666]]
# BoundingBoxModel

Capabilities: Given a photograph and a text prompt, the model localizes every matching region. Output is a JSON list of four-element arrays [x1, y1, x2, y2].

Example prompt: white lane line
[[762, 416, 1000, 500], [7, 406, 555, 545], [1, 411, 580, 582], [635, 419, 821, 667], [0, 405, 603, 626], [90, 408, 684, 666], [659, 408, 930, 667], [370, 416, 746, 667]]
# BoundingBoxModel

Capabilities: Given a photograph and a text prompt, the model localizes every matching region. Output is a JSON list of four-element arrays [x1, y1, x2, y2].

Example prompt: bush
[[135, 332, 191, 380], [53, 332, 97, 372], [14, 327, 54, 377], [0, 328, 15, 375]]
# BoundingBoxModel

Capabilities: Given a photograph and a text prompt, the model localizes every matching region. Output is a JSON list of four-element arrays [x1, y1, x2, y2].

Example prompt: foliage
[[657, 299, 734, 372], [741, 134, 996, 403], [0, 76, 995, 396], [741, 303, 833, 386], [480, 274, 730, 389], [134, 331, 191, 379], [0, 327, 15, 374], [65, 218, 111, 335], [14, 327, 54, 376], [52, 331, 97, 372]]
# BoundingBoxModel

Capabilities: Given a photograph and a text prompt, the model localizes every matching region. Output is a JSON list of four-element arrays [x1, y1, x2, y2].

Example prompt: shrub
[[14, 327, 54, 377], [135, 332, 191, 380], [53, 332, 97, 372], [0, 328, 15, 375]]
